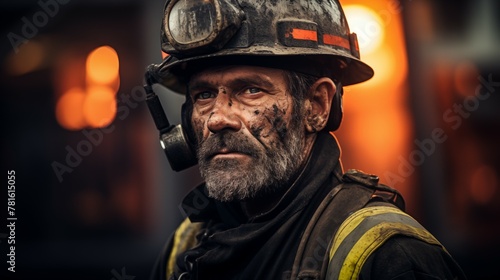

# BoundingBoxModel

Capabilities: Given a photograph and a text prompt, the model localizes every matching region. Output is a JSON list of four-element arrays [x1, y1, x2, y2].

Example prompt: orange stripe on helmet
[[323, 34, 351, 50], [289, 28, 318, 41]]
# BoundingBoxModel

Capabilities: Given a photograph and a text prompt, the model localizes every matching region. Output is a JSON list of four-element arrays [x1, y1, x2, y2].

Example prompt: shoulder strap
[[326, 205, 444, 280], [290, 169, 405, 280], [166, 218, 202, 278]]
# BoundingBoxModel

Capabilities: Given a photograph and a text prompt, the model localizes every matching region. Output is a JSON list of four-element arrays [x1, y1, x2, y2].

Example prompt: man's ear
[[304, 77, 336, 133]]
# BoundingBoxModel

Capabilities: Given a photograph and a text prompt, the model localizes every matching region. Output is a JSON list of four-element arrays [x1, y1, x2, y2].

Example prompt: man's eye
[[244, 88, 263, 95], [194, 91, 215, 100]]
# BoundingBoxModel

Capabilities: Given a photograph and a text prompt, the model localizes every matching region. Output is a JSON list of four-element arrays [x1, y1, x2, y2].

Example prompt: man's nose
[[206, 94, 242, 133]]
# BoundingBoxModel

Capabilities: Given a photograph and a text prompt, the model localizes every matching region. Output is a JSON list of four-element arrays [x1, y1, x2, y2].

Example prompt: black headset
[[144, 63, 344, 172], [144, 63, 197, 171]]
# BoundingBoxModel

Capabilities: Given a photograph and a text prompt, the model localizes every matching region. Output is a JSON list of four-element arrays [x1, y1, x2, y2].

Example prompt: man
[[146, 0, 467, 279]]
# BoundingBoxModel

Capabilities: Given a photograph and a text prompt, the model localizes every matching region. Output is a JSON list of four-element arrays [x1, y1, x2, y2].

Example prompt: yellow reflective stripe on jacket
[[166, 218, 202, 278], [327, 206, 444, 280]]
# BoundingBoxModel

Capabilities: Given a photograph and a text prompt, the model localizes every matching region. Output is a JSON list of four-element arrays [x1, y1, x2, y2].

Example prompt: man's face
[[188, 65, 307, 202]]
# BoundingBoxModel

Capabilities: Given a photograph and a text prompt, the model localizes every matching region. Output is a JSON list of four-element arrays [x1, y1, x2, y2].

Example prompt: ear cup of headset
[[325, 82, 343, 131], [158, 101, 198, 172]]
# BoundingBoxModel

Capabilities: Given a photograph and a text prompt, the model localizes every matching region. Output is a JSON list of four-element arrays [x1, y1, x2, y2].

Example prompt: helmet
[[157, 0, 373, 90], [146, 0, 374, 171]]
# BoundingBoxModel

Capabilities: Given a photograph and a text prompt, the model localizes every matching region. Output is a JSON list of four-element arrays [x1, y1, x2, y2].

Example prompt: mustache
[[198, 132, 261, 161]]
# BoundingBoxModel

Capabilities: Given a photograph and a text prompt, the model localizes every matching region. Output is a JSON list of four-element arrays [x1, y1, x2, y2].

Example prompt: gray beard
[[197, 124, 305, 202]]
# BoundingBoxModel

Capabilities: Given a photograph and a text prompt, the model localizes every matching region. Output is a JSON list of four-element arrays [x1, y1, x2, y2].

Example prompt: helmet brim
[[157, 45, 374, 94]]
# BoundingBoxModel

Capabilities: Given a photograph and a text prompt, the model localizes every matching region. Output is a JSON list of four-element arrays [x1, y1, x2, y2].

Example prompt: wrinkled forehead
[[188, 64, 287, 86], [189, 64, 285, 81], [174, 55, 305, 88]]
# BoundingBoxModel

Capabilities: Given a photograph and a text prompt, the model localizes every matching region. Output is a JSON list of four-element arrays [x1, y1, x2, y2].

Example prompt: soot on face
[[249, 103, 288, 141], [271, 104, 288, 140]]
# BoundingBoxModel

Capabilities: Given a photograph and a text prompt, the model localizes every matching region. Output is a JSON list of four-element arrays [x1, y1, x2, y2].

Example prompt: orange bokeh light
[[454, 61, 480, 97], [470, 165, 498, 205], [55, 45, 120, 130], [86, 45, 120, 86], [83, 86, 117, 128], [6, 41, 45, 76], [343, 2, 408, 88], [335, 1, 412, 210], [343, 5, 385, 55], [56, 88, 87, 130]]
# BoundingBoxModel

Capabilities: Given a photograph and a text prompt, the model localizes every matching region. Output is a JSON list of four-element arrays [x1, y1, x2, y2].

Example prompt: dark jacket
[[151, 132, 466, 280]]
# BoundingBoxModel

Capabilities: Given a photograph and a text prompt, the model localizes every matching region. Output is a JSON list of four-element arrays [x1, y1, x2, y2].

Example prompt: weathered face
[[188, 65, 307, 202]]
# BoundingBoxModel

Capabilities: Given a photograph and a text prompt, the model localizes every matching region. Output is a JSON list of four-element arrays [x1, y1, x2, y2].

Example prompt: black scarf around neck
[[176, 132, 344, 280]]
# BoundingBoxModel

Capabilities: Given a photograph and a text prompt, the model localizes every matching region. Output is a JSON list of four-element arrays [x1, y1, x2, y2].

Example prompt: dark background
[[1, 0, 499, 279]]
